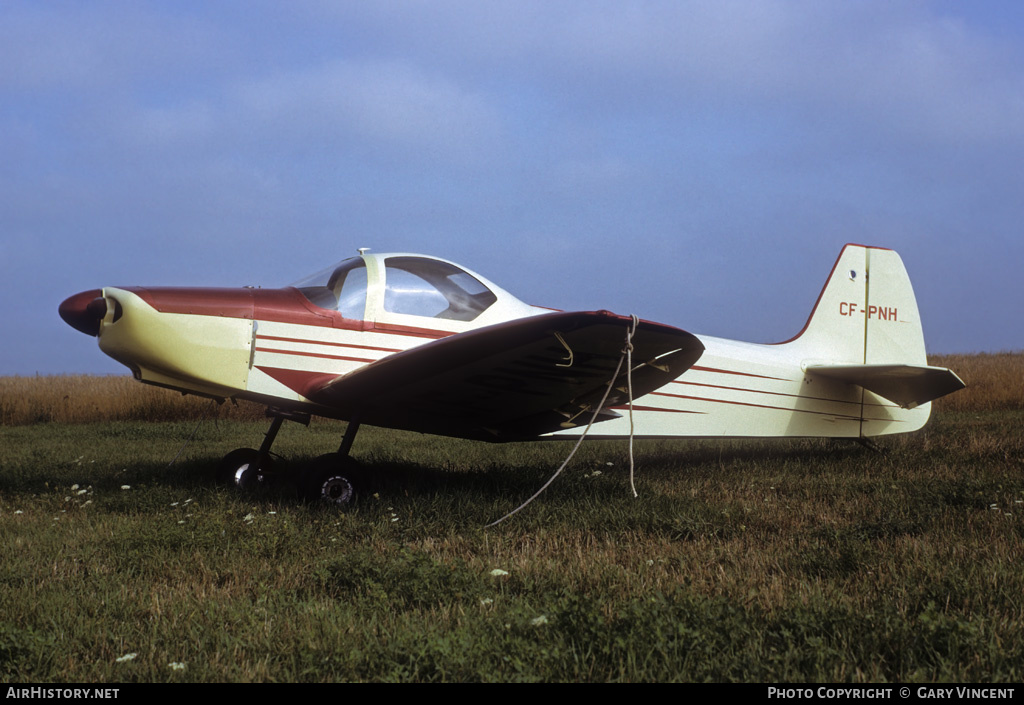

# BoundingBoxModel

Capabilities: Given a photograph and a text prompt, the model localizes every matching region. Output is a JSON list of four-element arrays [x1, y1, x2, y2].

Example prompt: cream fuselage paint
[[245, 319, 435, 409], [98, 287, 254, 399], [551, 333, 931, 440]]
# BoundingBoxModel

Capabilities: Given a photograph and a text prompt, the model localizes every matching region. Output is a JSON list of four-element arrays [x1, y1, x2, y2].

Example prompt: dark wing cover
[[304, 310, 703, 441]]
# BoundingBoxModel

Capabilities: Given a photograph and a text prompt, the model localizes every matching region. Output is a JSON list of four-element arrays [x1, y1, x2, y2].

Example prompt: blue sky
[[3, 1, 1022, 375]]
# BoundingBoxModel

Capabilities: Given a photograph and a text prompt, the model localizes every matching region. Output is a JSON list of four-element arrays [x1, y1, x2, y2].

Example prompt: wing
[[295, 310, 703, 441]]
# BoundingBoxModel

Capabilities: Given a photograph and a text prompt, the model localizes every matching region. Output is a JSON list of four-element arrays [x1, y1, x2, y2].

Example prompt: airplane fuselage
[[57, 246, 964, 503], [60, 246, 961, 444]]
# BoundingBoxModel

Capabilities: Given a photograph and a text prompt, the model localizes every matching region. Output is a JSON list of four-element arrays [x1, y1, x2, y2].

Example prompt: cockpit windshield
[[383, 256, 496, 321], [294, 254, 498, 322], [294, 258, 368, 320]]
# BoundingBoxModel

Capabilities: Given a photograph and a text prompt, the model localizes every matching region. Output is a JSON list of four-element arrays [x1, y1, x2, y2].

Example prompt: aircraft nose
[[59, 289, 107, 336]]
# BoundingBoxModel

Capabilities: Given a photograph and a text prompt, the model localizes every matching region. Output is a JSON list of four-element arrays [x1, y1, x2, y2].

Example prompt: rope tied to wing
[[486, 315, 640, 527], [626, 314, 638, 498]]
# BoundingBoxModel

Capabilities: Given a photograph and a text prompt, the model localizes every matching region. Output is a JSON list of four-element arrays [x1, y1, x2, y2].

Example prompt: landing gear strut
[[218, 408, 308, 490], [217, 410, 365, 507]]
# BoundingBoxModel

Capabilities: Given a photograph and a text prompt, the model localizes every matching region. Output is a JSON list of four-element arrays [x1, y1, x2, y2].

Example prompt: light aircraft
[[59, 244, 964, 504]]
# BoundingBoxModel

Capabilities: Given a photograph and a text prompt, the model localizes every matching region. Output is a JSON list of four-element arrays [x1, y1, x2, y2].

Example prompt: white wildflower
[[71, 484, 79, 491], [243, 513, 254, 522], [168, 662, 186, 671], [115, 653, 138, 663], [530, 615, 549, 626], [77, 489, 88, 496], [489, 569, 509, 577], [120, 485, 131, 490]]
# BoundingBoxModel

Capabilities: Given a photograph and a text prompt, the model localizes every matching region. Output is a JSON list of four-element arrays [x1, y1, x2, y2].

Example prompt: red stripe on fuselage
[[254, 347, 377, 364], [255, 366, 339, 398], [119, 286, 458, 338], [369, 321, 452, 340], [255, 334, 402, 353], [641, 391, 866, 420], [685, 365, 791, 382], [614, 399, 895, 423], [661, 381, 881, 408], [611, 405, 704, 414]]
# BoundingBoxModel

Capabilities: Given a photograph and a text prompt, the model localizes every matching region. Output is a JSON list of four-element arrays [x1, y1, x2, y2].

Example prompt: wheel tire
[[218, 448, 274, 491], [304, 453, 364, 506]]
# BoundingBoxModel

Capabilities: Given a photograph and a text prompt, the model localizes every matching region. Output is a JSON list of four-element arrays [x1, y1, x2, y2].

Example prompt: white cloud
[[332, 1, 1024, 146], [235, 59, 503, 164]]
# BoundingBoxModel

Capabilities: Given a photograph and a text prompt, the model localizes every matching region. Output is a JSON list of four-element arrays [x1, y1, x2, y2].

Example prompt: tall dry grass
[[0, 375, 265, 426], [1, 352, 1020, 426], [929, 352, 1024, 412]]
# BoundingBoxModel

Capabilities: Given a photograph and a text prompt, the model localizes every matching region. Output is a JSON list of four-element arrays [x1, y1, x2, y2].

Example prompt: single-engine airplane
[[60, 244, 964, 504]]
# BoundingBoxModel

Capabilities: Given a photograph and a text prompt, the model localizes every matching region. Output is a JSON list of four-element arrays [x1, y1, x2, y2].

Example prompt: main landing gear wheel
[[303, 453, 365, 507], [218, 448, 276, 491]]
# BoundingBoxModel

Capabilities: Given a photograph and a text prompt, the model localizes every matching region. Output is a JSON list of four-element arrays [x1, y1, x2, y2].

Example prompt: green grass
[[1, 411, 1022, 682]]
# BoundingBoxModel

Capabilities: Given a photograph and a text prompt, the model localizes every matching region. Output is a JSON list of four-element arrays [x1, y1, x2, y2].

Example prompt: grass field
[[1, 354, 1022, 682]]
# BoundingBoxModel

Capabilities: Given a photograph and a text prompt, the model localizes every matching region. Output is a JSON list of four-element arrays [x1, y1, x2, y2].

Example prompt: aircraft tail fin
[[785, 244, 921, 363], [784, 244, 963, 408]]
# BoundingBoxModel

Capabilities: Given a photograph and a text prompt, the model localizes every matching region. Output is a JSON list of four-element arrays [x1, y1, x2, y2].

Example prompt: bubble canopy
[[292, 254, 501, 322]]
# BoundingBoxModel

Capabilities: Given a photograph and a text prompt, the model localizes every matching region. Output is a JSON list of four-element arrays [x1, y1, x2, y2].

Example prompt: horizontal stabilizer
[[805, 363, 966, 409]]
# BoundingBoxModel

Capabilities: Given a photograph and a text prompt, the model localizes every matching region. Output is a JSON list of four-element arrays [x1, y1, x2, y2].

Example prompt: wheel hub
[[320, 475, 354, 504]]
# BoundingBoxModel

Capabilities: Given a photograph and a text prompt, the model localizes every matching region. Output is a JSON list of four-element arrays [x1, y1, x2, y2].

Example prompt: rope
[[627, 314, 638, 498], [486, 316, 640, 527]]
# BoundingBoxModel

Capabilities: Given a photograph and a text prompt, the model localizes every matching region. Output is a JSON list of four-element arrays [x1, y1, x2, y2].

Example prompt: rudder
[[791, 244, 962, 419], [785, 244, 927, 366]]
